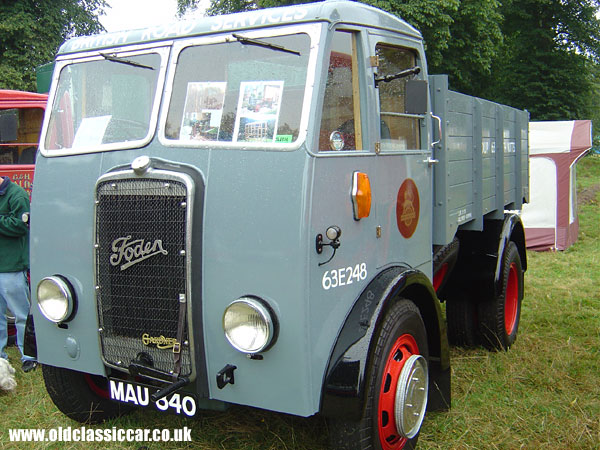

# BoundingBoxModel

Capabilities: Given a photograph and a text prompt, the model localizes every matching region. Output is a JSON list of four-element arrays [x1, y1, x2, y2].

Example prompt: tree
[[587, 64, 600, 149], [0, 0, 106, 92], [366, 0, 460, 71], [485, 0, 600, 122], [432, 0, 503, 96], [206, 0, 257, 15], [177, 0, 256, 16]]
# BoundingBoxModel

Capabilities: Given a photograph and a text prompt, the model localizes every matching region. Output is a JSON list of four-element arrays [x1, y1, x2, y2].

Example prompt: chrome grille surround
[[94, 169, 195, 380]]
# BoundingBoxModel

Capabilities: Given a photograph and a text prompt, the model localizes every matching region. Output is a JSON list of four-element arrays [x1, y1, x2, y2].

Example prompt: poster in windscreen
[[180, 82, 227, 141], [233, 81, 284, 143]]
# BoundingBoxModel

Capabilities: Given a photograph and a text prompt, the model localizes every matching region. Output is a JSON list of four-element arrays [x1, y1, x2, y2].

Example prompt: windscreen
[[45, 52, 161, 151], [165, 32, 311, 145]]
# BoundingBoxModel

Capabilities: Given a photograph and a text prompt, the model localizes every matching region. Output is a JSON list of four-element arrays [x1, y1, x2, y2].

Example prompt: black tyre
[[446, 294, 480, 347], [42, 364, 132, 423], [478, 241, 523, 350], [328, 299, 429, 450]]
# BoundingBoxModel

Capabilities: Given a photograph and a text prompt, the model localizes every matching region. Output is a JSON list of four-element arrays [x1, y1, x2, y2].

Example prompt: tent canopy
[[529, 120, 591, 155], [522, 120, 592, 251]]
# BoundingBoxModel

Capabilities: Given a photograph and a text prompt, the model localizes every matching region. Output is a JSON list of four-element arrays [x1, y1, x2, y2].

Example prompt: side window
[[318, 31, 362, 151], [0, 108, 43, 164], [376, 44, 420, 150]]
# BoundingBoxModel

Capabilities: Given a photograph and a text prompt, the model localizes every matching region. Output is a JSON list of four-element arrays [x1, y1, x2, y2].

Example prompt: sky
[[100, 0, 211, 33]]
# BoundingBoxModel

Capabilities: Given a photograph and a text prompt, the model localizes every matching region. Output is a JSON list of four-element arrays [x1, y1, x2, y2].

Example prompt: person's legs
[[0, 271, 35, 362]]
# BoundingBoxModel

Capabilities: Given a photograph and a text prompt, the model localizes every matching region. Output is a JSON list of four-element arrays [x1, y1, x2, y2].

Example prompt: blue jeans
[[0, 271, 35, 362]]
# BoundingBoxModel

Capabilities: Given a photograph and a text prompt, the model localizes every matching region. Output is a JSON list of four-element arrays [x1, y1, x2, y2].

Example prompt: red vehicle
[[0, 90, 47, 196], [0, 90, 47, 344]]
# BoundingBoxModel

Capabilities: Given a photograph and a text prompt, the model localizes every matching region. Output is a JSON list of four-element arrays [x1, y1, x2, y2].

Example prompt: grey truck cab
[[31, 2, 528, 449]]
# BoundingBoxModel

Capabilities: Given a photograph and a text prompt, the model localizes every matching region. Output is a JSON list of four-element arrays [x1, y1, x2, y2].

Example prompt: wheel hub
[[378, 334, 428, 449], [394, 354, 428, 439]]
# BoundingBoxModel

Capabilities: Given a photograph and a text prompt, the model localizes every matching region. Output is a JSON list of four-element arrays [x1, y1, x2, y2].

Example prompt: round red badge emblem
[[396, 178, 420, 238]]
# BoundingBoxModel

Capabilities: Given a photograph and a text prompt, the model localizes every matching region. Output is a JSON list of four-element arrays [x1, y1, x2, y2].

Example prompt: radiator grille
[[95, 177, 191, 377]]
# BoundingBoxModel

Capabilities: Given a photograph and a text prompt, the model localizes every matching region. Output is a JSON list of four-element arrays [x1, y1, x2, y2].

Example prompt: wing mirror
[[405, 79, 428, 115]]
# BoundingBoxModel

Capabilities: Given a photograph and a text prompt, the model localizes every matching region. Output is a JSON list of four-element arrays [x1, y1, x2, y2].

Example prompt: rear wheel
[[328, 299, 429, 450], [446, 294, 480, 347], [478, 241, 523, 350], [42, 364, 131, 423]]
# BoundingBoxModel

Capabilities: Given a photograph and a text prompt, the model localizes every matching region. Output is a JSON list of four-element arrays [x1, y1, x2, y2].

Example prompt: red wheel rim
[[504, 262, 519, 335], [432, 263, 448, 292], [378, 334, 419, 450], [84, 374, 110, 399]]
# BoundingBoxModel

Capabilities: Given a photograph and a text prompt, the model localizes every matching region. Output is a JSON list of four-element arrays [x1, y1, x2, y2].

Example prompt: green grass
[[420, 154, 600, 450], [2, 155, 599, 449]]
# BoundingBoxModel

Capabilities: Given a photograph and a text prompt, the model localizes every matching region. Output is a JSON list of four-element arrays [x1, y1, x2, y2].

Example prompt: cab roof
[[58, 0, 421, 55]]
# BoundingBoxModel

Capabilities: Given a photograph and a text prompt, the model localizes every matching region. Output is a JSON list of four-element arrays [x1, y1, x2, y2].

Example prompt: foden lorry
[[29, 2, 528, 448]]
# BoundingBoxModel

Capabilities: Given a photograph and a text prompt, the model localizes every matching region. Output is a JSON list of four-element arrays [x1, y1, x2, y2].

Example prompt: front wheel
[[42, 364, 131, 423], [328, 299, 429, 450]]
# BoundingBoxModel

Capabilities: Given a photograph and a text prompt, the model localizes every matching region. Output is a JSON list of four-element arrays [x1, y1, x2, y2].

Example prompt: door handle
[[424, 157, 439, 166], [431, 114, 442, 148]]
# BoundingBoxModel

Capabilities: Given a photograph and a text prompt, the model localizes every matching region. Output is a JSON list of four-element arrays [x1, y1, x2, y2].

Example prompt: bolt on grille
[[95, 177, 192, 377]]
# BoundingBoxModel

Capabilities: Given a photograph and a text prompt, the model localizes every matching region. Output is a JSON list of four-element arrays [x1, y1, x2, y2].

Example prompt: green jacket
[[0, 177, 29, 272]]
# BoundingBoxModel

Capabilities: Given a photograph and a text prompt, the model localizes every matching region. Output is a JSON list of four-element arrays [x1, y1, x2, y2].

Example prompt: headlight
[[223, 297, 275, 353], [37, 276, 75, 323]]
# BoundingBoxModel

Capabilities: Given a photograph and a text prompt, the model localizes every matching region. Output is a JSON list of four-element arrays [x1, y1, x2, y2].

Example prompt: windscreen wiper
[[100, 53, 155, 70], [375, 66, 421, 87], [232, 33, 301, 56]]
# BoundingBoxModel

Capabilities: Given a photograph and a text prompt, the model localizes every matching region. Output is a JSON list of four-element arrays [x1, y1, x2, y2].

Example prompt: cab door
[[367, 31, 433, 277]]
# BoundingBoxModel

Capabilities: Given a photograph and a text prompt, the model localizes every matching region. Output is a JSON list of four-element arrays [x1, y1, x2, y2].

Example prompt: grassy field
[[1, 155, 599, 450]]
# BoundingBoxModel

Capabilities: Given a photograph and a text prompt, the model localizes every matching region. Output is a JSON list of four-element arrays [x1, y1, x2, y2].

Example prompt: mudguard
[[451, 213, 527, 300], [494, 213, 527, 290], [320, 266, 451, 420]]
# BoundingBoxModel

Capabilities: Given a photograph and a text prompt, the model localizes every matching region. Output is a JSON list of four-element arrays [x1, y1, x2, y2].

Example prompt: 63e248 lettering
[[322, 263, 367, 290]]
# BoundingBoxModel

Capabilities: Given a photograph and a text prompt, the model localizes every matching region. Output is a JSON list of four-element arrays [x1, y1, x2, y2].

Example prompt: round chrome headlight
[[223, 297, 275, 353], [37, 276, 75, 323]]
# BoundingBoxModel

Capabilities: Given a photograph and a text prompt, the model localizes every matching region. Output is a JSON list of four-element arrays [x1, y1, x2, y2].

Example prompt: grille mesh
[[95, 178, 191, 377]]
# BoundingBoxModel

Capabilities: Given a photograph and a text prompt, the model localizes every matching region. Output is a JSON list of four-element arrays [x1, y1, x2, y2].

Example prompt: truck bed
[[429, 75, 529, 246]]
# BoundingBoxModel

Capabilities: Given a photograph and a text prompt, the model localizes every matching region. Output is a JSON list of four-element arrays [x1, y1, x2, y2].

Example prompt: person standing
[[0, 175, 37, 372]]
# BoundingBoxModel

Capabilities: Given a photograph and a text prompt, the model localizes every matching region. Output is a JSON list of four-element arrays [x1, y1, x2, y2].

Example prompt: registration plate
[[109, 379, 197, 417]]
